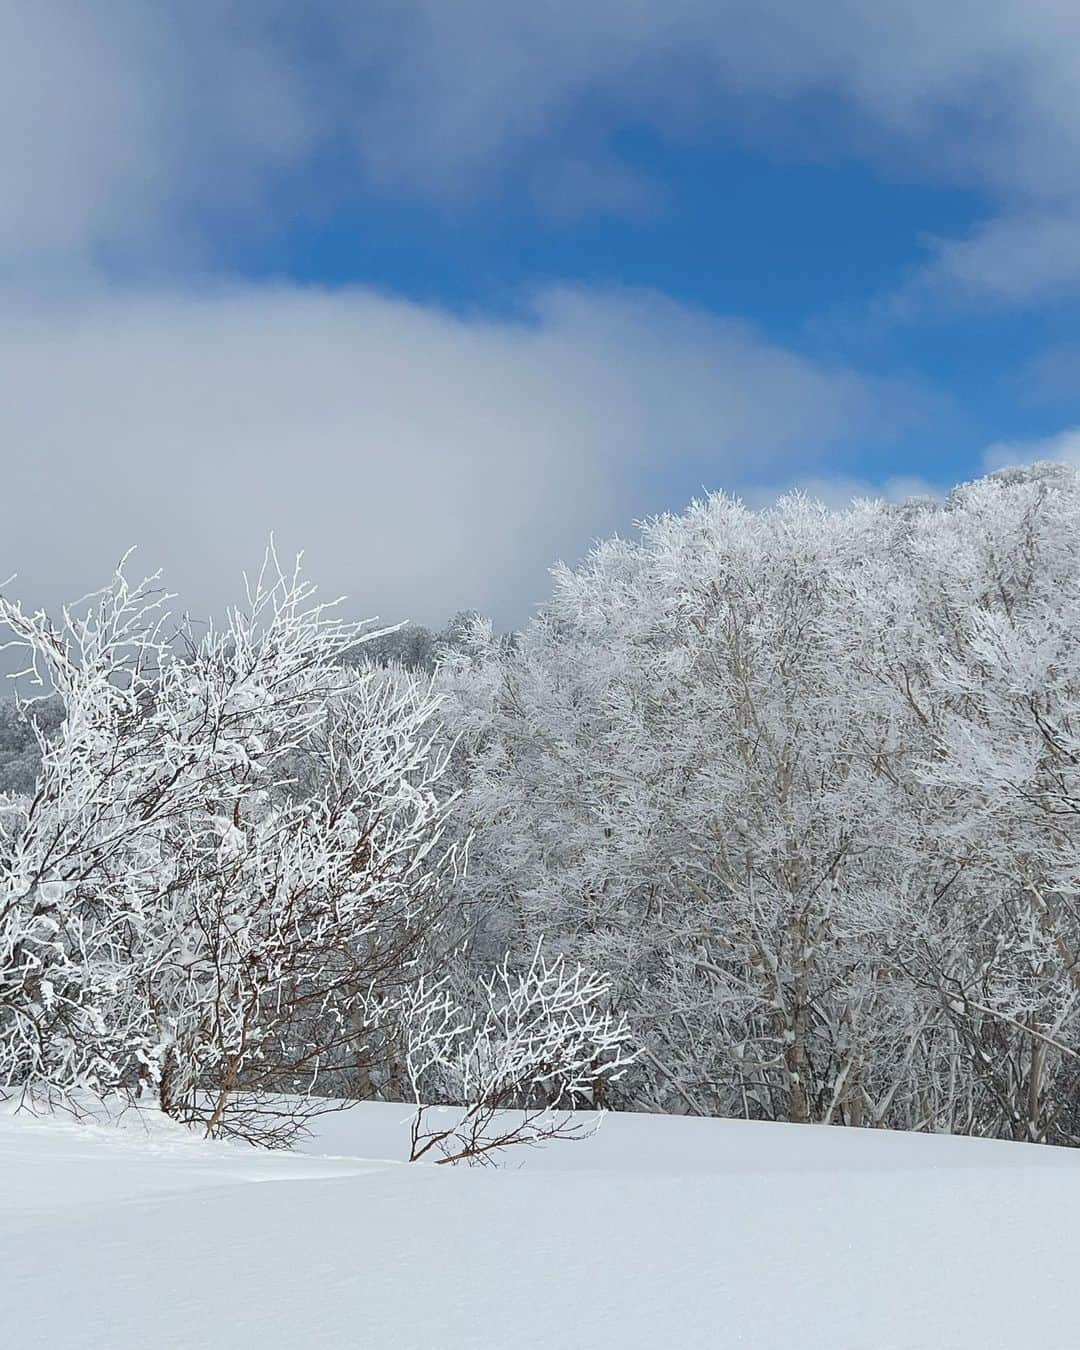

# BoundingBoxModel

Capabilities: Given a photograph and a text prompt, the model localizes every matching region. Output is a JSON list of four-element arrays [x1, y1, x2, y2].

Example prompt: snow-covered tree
[[860, 465, 1080, 1140], [438, 464, 1080, 1143], [0, 549, 630, 1149]]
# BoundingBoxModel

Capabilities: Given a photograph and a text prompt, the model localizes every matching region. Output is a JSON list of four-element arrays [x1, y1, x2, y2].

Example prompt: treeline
[[3, 461, 1080, 1149], [437, 462, 1080, 1143]]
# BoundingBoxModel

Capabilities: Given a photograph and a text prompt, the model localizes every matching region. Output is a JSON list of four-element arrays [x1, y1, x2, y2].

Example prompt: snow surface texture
[[5, 1100, 1080, 1349]]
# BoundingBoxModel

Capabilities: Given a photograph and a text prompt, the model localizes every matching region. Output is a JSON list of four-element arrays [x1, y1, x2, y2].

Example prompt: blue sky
[[4, 2, 1080, 628]]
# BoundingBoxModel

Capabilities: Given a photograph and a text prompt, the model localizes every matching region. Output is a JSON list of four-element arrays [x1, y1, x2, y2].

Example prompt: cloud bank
[[0, 283, 906, 629]]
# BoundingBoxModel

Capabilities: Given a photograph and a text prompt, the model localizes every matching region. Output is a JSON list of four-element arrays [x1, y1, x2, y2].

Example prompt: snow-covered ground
[[5, 1100, 1080, 1349]]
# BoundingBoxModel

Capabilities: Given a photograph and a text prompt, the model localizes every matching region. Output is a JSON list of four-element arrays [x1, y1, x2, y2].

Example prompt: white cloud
[[982, 426, 1080, 473], [0, 2, 317, 273], [0, 282, 911, 631], [306, 1, 1080, 306], [898, 214, 1080, 310], [316, 1, 1080, 207], [7, 1, 1080, 305], [1024, 345, 1080, 403]]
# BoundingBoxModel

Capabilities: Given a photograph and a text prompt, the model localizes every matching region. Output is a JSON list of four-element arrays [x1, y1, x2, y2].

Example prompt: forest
[[3, 460, 1080, 1151]]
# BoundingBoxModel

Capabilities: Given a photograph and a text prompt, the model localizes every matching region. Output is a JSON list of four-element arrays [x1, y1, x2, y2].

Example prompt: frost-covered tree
[[438, 463, 1080, 1143], [0, 550, 629, 1150], [857, 464, 1080, 1140]]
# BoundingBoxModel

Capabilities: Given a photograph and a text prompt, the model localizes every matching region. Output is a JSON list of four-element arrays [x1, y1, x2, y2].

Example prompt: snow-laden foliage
[[0, 550, 630, 1150], [439, 463, 1080, 1143]]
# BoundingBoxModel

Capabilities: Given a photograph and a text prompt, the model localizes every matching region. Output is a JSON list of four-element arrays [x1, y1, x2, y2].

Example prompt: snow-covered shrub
[[393, 944, 631, 1163]]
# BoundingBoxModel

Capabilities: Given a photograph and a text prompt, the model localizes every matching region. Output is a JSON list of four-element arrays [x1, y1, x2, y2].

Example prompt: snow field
[[5, 1101, 1080, 1349]]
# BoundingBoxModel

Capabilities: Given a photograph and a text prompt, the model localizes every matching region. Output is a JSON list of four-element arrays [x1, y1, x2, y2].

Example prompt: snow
[[4, 1100, 1080, 1349]]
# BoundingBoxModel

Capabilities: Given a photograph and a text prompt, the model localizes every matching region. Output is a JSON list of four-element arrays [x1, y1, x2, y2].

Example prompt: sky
[[4, 0, 1080, 630]]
